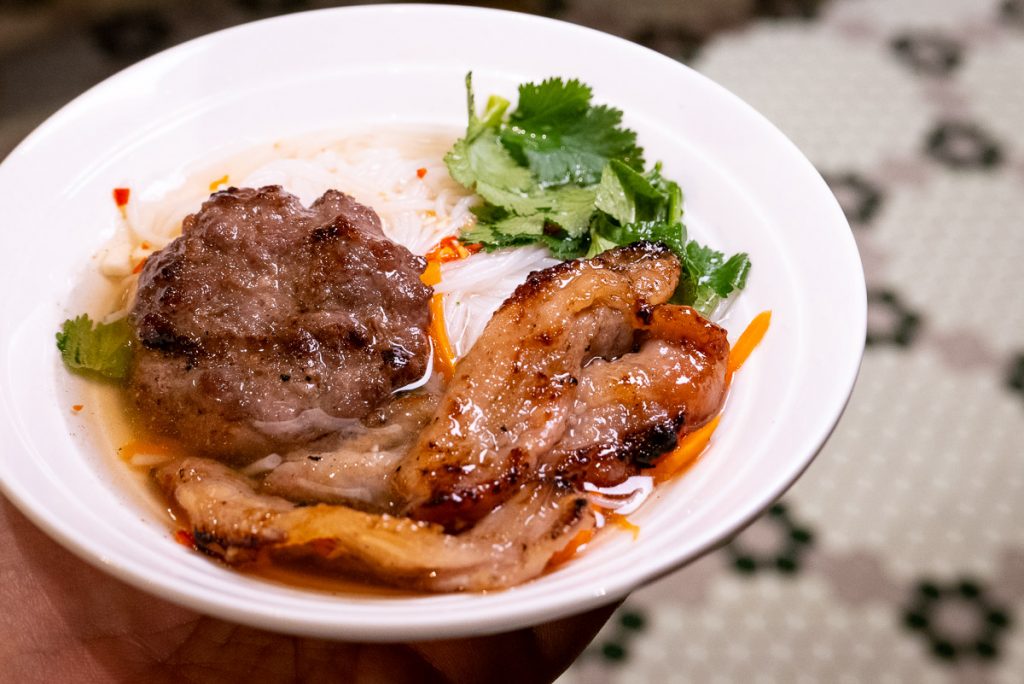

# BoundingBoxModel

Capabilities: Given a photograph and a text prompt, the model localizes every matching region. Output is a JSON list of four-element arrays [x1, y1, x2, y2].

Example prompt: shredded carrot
[[428, 294, 456, 381], [118, 440, 175, 463], [547, 527, 596, 569], [421, 260, 442, 286], [650, 311, 771, 482], [132, 256, 148, 275], [420, 238, 478, 373], [606, 512, 641, 540], [416, 167, 428, 179], [113, 187, 130, 207], [71, 404, 83, 412], [209, 174, 229, 192], [727, 310, 772, 383], [653, 414, 722, 483], [421, 235, 481, 286]]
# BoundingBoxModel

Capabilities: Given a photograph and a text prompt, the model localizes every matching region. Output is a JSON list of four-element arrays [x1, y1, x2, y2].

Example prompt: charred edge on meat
[[556, 497, 591, 539], [138, 312, 200, 356], [420, 448, 531, 532], [503, 240, 676, 309], [558, 413, 688, 482], [309, 215, 353, 243], [629, 415, 687, 468], [636, 302, 655, 325], [192, 528, 263, 563]]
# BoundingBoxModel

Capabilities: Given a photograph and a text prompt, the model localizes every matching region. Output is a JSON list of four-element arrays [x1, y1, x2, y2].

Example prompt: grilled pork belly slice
[[156, 457, 592, 592], [155, 242, 728, 590], [395, 242, 729, 528]]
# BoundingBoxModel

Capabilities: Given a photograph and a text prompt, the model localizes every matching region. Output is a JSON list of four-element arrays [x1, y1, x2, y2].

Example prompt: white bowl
[[0, 5, 864, 640]]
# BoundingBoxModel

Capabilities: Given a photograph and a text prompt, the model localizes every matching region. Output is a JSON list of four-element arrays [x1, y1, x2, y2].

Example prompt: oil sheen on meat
[[153, 237, 730, 591], [394, 242, 730, 529], [128, 186, 432, 461]]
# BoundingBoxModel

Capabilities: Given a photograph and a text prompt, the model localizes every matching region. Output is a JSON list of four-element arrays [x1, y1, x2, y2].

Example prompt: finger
[[0, 496, 204, 679], [407, 600, 620, 684]]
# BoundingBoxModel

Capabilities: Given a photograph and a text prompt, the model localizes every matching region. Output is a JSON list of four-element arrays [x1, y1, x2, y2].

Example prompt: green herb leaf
[[539, 185, 598, 237], [499, 77, 644, 186], [584, 231, 619, 259], [446, 73, 751, 311], [542, 232, 589, 260], [591, 214, 687, 257], [464, 74, 510, 142], [595, 161, 678, 226], [445, 134, 542, 214], [706, 252, 752, 298], [489, 213, 547, 237], [55, 314, 133, 381], [678, 243, 752, 316]]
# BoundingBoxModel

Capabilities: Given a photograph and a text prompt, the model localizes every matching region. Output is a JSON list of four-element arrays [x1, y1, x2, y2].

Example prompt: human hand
[[0, 496, 614, 683]]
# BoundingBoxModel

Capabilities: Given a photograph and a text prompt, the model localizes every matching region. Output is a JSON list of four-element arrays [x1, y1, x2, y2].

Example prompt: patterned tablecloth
[[2, 1, 1021, 682], [561, 2, 1024, 682]]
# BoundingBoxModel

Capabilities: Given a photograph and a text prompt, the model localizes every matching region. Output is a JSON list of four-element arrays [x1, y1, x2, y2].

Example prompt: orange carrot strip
[[652, 414, 722, 483], [421, 260, 442, 286], [428, 294, 456, 381], [132, 256, 148, 275], [208, 175, 229, 192], [547, 527, 596, 569], [727, 310, 772, 382], [606, 512, 641, 540], [649, 311, 771, 483], [71, 404, 83, 412]]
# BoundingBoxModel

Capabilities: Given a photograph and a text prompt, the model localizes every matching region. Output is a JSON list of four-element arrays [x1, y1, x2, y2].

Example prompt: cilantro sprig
[[444, 74, 751, 316], [56, 314, 133, 381]]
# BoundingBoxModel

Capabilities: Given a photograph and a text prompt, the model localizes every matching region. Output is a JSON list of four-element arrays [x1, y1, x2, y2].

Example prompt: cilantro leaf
[[445, 134, 542, 214], [542, 232, 589, 260], [445, 74, 544, 215], [589, 205, 687, 260], [449, 77, 603, 250], [538, 185, 597, 237], [595, 161, 680, 226], [584, 231, 619, 259], [56, 314, 133, 381], [499, 78, 644, 186], [707, 252, 752, 298], [445, 73, 751, 312], [678, 243, 752, 316], [489, 214, 547, 238]]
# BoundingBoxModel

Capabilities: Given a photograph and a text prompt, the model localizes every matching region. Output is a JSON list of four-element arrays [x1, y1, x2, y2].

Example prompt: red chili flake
[[113, 187, 131, 207], [174, 529, 195, 548], [416, 168, 428, 179], [140, 241, 151, 250], [132, 256, 148, 274], [71, 404, 83, 412]]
